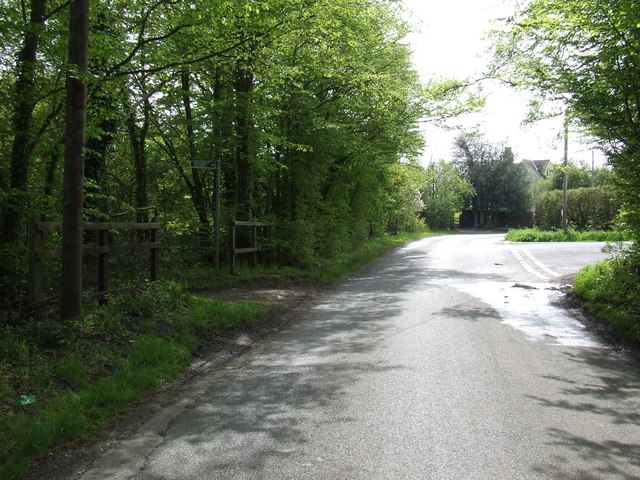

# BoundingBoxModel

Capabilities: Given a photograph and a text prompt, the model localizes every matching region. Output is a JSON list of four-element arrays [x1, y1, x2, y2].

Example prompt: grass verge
[[0, 283, 266, 480], [505, 227, 632, 242], [0, 230, 449, 479], [572, 246, 640, 344]]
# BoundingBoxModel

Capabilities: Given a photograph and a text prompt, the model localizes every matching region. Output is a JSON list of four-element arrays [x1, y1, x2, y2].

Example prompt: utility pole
[[562, 115, 569, 229]]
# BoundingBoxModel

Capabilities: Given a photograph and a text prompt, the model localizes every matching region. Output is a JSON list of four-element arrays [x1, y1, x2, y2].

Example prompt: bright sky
[[401, 0, 606, 167]]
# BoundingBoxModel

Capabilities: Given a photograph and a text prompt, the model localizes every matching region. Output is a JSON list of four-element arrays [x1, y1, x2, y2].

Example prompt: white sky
[[401, 0, 606, 167]]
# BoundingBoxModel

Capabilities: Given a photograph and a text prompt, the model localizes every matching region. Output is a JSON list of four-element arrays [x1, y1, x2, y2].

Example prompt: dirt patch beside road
[[196, 276, 324, 303]]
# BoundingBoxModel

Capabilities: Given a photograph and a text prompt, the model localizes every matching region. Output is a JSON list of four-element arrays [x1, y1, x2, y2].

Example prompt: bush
[[271, 219, 318, 268], [572, 243, 640, 343], [422, 201, 458, 230], [533, 186, 620, 230]]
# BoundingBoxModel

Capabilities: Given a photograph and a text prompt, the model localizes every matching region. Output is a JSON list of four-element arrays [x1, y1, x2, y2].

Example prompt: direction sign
[[190, 160, 216, 169]]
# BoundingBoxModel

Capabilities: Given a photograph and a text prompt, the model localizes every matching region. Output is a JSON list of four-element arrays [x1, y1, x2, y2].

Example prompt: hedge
[[533, 186, 620, 230]]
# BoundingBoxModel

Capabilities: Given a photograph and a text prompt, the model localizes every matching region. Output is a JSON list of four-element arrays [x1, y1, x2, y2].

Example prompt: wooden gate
[[230, 220, 274, 274]]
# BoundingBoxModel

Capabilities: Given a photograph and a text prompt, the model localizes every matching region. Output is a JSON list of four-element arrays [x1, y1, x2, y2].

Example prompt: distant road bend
[[78, 233, 640, 480]]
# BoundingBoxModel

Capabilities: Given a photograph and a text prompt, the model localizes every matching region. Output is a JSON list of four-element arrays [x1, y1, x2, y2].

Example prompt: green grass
[[0, 230, 450, 480], [505, 227, 632, 242], [0, 335, 194, 480], [572, 253, 640, 344], [0, 283, 266, 480]]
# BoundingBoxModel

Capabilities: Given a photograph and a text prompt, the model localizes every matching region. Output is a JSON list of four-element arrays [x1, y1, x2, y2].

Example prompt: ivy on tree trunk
[[1, 0, 47, 243]]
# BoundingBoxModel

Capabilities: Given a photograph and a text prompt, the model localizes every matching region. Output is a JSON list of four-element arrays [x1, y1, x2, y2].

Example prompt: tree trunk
[[127, 97, 151, 222], [84, 11, 122, 219], [472, 200, 479, 228], [60, 0, 89, 321], [1, 0, 47, 243], [43, 145, 62, 206], [234, 65, 254, 220], [213, 69, 237, 220], [181, 69, 210, 245]]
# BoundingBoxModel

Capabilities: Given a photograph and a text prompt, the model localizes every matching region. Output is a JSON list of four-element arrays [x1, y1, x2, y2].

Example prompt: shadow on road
[[532, 427, 640, 480], [135, 237, 640, 479], [529, 349, 640, 480], [137, 243, 452, 477]]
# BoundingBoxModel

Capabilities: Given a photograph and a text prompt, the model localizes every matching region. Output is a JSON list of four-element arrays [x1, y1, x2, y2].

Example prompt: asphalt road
[[79, 234, 640, 480]]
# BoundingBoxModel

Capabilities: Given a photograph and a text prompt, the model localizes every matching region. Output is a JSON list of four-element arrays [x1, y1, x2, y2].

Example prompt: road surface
[[78, 234, 640, 480]]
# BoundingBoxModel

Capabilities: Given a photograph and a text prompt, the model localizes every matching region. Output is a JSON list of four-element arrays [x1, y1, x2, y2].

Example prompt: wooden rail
[[230, 220, 274, 274], [28, 209, 160, 305]]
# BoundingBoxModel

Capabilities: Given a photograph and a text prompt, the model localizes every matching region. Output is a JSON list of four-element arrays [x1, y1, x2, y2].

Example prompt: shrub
[[572, 244, 640, 343]]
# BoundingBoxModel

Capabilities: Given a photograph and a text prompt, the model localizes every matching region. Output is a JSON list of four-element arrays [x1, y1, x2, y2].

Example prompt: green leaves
[[421, 160, 475, 229], [453, 133, 532, 220], [0, 0, 447, 297], [492, 0, 640, 238]]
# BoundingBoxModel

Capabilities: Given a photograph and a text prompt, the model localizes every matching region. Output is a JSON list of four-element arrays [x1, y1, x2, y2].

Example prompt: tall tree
[[421, 160, 475, 229], [453, 134, 531, 227], [492, 0, 640, 238], [254, 0, 425, 253], [2, 0, 48, 243], [126, 95, 151, 219], [60, 0, 89, 320], [0, 0, 473, 305]]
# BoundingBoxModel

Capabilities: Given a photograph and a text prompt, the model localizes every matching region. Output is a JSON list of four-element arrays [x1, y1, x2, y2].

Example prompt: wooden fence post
[[28, 214, 42, 304], [25, 209, 161, 311], [229, 220, 273, 274]]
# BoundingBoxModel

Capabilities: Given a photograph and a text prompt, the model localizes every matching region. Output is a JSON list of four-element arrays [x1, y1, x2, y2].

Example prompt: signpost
[[214, 157, 221, 271], [190, 160, 216, 170], [191, 159, 221, 270]]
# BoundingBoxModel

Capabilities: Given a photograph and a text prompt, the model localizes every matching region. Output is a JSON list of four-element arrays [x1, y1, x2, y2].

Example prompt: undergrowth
[[0, 283, 266, 480], [164, 230, 451, 287]]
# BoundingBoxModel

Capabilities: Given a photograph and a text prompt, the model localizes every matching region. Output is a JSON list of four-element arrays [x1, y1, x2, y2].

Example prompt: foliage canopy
[[421, 160, 474, 229], [0, 0, 482, 306]]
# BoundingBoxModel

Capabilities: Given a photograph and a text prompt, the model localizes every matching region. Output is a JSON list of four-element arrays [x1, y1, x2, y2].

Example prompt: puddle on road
[[452, 282, 604, 348]]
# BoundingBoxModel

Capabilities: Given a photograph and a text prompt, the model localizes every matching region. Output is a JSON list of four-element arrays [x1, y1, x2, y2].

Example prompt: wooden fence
[[230, 220, 274, 274], [28, 208, 160, 306]]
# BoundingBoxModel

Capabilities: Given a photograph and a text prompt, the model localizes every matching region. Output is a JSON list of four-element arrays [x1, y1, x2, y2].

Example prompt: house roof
[[522, 159, 551, 179]]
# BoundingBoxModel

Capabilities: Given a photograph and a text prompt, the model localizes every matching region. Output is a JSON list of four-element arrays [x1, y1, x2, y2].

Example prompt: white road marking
[[520, 246, 561, 278], [507, 245, 561, 280], [507, 245, 550, 280]]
